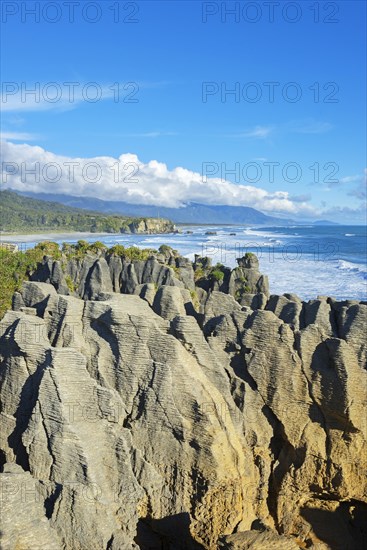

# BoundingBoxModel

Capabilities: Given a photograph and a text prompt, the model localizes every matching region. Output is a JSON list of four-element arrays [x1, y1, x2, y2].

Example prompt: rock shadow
[[301, 500, 367, 550], [135, 512, 204, 550]]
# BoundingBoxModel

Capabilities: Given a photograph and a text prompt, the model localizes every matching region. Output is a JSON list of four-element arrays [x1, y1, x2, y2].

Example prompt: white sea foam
[[337, 260, 367, 278], [260, 256, 367, 301], [243, 228, 280, 238]]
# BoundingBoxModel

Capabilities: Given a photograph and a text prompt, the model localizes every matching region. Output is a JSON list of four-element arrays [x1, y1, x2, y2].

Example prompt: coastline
[[0, 229, 177, 241], [1, 231, 117, 241]]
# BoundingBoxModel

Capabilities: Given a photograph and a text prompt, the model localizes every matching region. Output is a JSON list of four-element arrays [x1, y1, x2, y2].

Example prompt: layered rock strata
[[0, 252, 366, 549], [24, 249, 269, 305]]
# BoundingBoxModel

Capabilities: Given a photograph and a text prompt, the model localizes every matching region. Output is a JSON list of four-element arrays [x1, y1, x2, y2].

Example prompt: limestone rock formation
[[29, 249, 267, 307], [127, 217, 176, 234], [1, 253, 366, 549], [0, 463, 62, 550]]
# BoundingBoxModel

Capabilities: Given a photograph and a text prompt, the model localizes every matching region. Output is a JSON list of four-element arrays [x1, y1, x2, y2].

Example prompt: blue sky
[[1, 0, 366, 222]]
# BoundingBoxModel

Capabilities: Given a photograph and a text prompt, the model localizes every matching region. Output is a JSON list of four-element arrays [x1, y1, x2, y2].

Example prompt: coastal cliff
[[0, 246, 366, 549], [127, 218, 175, 234]]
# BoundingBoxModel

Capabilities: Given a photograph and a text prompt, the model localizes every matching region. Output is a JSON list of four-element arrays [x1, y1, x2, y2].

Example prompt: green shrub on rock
[[0, 244, 62, 318], [65, 275, 76, 293], [34, 241, 61, 259], [158, 244, 172, 254], [190, 289, 200, 310], [170, 265, 181, 277], [124, 247, 157, 261], [211, 269, 224, 282], [88, 241, 107, 253], [108, 244, 125, 256], [194, 267, 205, 281]]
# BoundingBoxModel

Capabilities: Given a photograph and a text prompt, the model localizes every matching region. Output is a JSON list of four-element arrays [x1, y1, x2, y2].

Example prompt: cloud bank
[[1, 140, 319, 217], [2, 140, 364, 223]]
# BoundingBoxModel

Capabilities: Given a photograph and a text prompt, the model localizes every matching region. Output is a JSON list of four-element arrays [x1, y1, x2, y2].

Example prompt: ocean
[[4, 225, 367, 301]]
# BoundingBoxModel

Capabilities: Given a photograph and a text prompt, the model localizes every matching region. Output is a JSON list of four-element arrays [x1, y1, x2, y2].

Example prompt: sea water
[[4, 225, 366, 301]]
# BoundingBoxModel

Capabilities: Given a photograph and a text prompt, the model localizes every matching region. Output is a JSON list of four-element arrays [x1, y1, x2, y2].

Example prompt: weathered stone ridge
[[0, 252, 366, 549]]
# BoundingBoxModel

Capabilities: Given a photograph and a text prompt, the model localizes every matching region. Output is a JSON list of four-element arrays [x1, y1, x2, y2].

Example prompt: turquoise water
[[4, 225, 366, 301]]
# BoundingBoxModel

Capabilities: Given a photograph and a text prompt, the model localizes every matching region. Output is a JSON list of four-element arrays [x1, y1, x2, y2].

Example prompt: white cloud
[[0, 81, 170, 113], [346, 169, 367, 201], [0, 139, 323, 217], [0, 131, 38, 141], [340, 172, 365, 184], [288, 193, 312, 203], [295, 122, 333, 134], [327, 170, 367, 198], [224, 120, 332, 141], [240, 126, 273, 139], [120, 131, 177, 138], [285, 120, 333, 135], [0, 82, 137, 113], [321, 204, 366, 223]]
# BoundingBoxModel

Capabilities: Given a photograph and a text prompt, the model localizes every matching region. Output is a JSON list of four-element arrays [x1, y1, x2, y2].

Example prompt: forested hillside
[[0, 190, 174, 234]]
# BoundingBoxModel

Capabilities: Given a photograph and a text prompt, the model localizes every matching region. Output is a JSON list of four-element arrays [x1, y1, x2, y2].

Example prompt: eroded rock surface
[[28, 250, 268, 305], [1, 256, 366, 549]]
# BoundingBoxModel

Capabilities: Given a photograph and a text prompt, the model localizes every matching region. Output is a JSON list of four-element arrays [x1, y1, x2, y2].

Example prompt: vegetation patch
[[0, 190, 172, 234], [211, 269, 224, 282], [170, 265, 181, 277], [158, 244, 172, 254], [194, 267, 205, 281], [0, 243, 62, 318], [65, 275, 76, 293], [190, 289, 200, 310], [125, 246, 155, 261]]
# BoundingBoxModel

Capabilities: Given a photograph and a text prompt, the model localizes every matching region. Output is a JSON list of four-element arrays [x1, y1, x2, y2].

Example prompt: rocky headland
[[0, 190, 175, 235], [0, 245, 366, 549]]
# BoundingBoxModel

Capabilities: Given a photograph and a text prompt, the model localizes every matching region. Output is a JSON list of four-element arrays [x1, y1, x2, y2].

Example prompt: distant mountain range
[[8, 190, 338, 226], [18, 191, 297, 225], [312, 220, 340, 226]]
